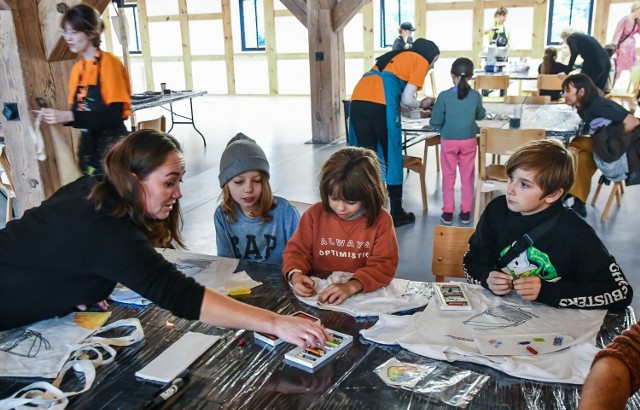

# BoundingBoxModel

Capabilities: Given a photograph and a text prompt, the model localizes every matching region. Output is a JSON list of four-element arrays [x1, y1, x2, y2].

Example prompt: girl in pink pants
[[430, 58, 486, 225]]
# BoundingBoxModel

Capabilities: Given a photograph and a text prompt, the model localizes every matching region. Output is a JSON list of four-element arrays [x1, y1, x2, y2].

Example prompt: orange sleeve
[[282, 203, 320, 278], [351, 209, 399, 291], [67, 61, 82, 105], [99, 52, 132, 119], [406, 58, 430, 90]]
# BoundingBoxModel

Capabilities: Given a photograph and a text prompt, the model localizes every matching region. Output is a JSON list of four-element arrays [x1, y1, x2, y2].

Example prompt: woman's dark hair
[[375, 38, 439, 71], [540, 47, 558, 74], [88, 130, 184, 248], [319, 147, 386, 228], [61, 4, 104, 48], [451, 58, 474, 99], [561, 73, 602, 109]]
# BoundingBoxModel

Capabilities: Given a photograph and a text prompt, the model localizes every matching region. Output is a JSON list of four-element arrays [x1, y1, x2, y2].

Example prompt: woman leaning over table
[[562, 74, 640, 216], [0, 129, 328, 348], [41, 4, 131, 176], [348, 38, 440, 228]]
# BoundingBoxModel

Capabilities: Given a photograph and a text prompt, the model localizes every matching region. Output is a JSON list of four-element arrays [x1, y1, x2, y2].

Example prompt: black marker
[[143, 369, 191, 409]]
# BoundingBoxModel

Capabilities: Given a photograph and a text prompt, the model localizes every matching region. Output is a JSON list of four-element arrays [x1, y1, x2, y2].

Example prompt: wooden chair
[[473, 128, 545, 226], [474, 75, 510, 102], [504, 95, 550, 105], [536, 75, 564, 103], [403, 135, 441, 211], [590, 175, 625, 222], [289, 200, 313, 215], [0, 146, 16, 222], [432, 225, 475, 282], [607, 66, 640, 111], [137, 115, 166, 132]]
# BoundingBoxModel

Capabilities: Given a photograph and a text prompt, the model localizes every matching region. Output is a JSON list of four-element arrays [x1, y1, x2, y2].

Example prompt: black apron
[[491, 25, 508, 47], [73, 53, 127, 176]]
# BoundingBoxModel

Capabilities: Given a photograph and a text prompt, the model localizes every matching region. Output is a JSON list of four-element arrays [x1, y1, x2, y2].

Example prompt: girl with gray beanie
[[214, 133, 300, 264]]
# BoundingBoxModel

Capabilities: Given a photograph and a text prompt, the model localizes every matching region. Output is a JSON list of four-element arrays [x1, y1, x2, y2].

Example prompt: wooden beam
[[308, 0, 341, 143], [0, 5, 78, 216], [264, 0, 278, 94], [332, 0, 369, 33], [0, 0, 12, 10], [532, 0, 547, 58], [471, 0, 484, 68], [280, 0, 307, 28], [102, 6, 114, 53], [593, 0, 611, 43], [414, 0, 426, 40], [137, 0, 155, 91], [177, 0, 193, 90], [221, 0, 236, 94], [362, 2, 374, 72]]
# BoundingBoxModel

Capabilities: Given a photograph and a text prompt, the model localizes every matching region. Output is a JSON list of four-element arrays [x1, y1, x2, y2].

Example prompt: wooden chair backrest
[[432, 225, 476, 282], [138, 116, 166, 132], [0, 146, 14, 193], [504, 95, 550, 105], [537, 74, 563, 93], [478, 128, 546, 179], [628, 66, 640, 94], [474, 75, 510, 91], [289, 200, 313, 215]]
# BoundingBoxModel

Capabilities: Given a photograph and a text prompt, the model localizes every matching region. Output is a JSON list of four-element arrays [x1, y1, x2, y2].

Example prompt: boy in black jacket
[[464, 139, 632, 309]]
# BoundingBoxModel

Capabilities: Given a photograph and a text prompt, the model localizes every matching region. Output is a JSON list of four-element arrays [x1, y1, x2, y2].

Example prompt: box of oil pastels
[[284, 329, 353, 372]]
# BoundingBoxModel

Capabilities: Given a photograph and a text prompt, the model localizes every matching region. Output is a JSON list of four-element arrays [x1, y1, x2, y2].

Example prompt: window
[[121, 3, 142, 54], [547, 0, 594, 45], [380, 0, 415, 48], [239, 0, 265, 51]]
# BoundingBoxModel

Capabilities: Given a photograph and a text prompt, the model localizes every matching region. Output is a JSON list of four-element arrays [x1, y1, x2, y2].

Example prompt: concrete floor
[[4, 94, 640, 315]]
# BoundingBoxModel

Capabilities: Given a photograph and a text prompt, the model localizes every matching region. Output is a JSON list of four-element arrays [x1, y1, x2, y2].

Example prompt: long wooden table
[[132, 90, 207, 147], [0, 255, 637, 409]]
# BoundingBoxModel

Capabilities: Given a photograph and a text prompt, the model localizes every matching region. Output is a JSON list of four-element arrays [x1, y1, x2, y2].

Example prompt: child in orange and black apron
[[41, 4, 131, 176]]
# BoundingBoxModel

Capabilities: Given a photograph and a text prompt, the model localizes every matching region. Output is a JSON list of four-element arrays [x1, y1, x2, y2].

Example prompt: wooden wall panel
[[221, 0, 236, 94], [264, 0, 278, 94], [137, 0, 154, 91], [178, 0, 193, 90]]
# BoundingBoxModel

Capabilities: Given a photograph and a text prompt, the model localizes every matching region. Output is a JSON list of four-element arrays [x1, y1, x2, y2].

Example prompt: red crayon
[[527, 346, 538, 355]]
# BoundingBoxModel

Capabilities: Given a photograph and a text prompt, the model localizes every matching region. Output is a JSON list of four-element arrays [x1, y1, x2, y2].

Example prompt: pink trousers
[[440, 138, 477, 213]]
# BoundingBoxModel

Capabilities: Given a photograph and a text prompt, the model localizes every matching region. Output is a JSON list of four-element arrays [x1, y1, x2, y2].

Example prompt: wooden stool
[[403, 135, 441, 211], [591, 178, 624, 222]]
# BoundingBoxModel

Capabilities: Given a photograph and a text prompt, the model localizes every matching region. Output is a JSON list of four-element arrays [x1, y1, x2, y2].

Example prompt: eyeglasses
[[60, 28, 80, 39]]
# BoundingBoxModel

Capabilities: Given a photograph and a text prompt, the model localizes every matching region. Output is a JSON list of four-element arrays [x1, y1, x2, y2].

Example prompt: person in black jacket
[[560, 29, 611, 92], [464, 139, 632, 309], [0, 130, 329, 348], [392, 22, 415, 51]]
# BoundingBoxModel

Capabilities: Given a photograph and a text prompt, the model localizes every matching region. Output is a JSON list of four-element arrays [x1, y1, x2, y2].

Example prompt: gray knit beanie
[[218, 133, 270, 188]]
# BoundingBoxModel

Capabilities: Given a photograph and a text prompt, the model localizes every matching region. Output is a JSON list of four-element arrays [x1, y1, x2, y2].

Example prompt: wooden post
[[308, 1, 340, 143], [177, 0, 193, 90], [0, 0, 111, 216], [221, 0, 236, 94], [136, 0, 155, 91], [593, 0, 611, 44], [471, 0, 485, 69], [264, 0, 278, 94]]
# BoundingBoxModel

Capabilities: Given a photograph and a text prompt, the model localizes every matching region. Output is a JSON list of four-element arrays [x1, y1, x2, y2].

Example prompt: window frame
[[380, 0, 414, 48], [123, 3, 142, 55], [546, 0, 595, 45], [239, 0, 266, 51]]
